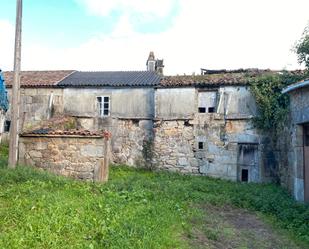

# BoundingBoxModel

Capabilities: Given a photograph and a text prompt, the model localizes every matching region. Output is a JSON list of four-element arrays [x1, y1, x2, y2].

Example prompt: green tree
[[295, 23, 309, 69]]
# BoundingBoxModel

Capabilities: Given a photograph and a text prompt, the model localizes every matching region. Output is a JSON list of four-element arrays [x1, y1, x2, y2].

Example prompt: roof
[[161, 69, 275, 87], [58, 71, 162, 87], [3, 70, 75, 88], [282, 78, 309, 94], [161, 69, 307, 87]]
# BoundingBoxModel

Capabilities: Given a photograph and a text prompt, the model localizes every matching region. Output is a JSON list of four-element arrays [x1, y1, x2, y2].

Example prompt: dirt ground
[[185, 205, 306, 249]]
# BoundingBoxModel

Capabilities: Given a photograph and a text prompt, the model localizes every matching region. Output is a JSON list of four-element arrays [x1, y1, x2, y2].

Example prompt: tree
[[295, 23, 309, 69]]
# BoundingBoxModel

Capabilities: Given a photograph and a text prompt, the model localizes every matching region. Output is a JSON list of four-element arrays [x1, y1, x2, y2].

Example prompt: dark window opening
[[198, 107, 206, 113], [184, 120, 193, 127], [208, 107, 215, 113], [4, 120, 11, 132], [241, 169, 249, 182], [198, 142, 204, 150]]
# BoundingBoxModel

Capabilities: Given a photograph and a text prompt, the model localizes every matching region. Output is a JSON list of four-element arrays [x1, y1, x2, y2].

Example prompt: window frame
[[97, 96, 111, 117]]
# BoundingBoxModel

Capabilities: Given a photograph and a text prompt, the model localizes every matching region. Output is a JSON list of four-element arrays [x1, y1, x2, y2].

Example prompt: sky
[[0, 0, 308, 75]]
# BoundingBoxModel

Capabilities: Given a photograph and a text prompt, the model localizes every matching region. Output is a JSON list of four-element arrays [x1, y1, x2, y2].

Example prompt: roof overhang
[[282, 79, 309, 94]]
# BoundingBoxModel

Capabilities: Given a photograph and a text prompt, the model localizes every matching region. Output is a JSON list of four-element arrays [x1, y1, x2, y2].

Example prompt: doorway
[[304, 124, 309, 202], [237, 143, 258, 182]]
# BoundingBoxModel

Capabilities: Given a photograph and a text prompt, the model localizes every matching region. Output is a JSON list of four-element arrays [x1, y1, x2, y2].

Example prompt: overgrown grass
[[0, 144, 308, 248]]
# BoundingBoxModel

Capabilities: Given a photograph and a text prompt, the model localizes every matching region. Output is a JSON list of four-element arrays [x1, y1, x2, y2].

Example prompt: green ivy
[[250, 71, 309, 134]]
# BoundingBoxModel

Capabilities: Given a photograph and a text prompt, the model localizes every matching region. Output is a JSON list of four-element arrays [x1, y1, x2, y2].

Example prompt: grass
[[0, 144, 308, 248]]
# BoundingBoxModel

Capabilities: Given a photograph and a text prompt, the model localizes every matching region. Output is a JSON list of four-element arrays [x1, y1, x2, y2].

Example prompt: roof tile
[[58, 71, 161, 87], [3, 70, 75, 88]]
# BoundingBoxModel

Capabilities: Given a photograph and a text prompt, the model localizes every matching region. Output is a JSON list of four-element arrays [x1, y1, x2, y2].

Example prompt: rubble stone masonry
[[19, 135, 107, 180]]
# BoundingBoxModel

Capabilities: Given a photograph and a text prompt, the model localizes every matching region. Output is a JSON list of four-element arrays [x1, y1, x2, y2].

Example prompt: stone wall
[[280, 86, 309, 201], [153, 114, 265, 182], [19, 135, 109, 181]]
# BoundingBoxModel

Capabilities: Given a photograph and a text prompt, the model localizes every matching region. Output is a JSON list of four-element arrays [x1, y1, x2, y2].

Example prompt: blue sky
[[0, 0, 180, 47], [0, 0, 309, 74]]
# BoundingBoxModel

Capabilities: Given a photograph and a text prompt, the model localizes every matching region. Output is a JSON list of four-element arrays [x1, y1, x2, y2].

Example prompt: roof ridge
[[55, 70, 77, 86], [75, 70, 151, 73]]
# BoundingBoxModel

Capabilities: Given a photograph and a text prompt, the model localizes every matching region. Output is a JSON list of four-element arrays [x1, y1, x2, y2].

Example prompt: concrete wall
[[289, 87, 309, 124], [63, 88, 154, 119], [155, 86, 257, 119], [6, 88, 63, 129], [19, 135, 108, 181], [155, 88, 196, 119]]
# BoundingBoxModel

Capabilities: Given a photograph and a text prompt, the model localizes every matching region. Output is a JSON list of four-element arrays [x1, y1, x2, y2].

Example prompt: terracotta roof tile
[[22, 128, 111, 138], [3, 70, 75, 88], [160, 69, 306, 87]]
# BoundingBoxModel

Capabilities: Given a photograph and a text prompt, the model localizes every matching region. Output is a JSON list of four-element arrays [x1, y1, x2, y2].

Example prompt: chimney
[[146, 51, 164, 75], [146, 51, 156, 72]]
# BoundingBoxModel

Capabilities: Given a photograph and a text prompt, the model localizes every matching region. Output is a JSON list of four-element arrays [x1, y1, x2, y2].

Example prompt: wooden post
[[8, 0, 23, 168], [97, 137, 110, 182]]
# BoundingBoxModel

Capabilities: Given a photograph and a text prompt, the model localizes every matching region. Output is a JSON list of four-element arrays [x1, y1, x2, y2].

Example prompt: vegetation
[[249, 71, 309, 137], [0, 144, 308, 248], [295, 23, 309, 69], [250, 23, 309, 133]]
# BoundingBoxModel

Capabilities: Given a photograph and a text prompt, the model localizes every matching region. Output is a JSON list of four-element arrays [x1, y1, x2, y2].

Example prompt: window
[[208, 107, 215, 113], [198, 107, 206, 113], [198, 91, 217, 113], [4, 120, 11, 132], [97, 96, 110, 117], [198, 142, 204, 150]]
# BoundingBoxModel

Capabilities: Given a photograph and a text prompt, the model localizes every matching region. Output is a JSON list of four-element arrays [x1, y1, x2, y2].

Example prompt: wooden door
[[304, 125, 309, 203]]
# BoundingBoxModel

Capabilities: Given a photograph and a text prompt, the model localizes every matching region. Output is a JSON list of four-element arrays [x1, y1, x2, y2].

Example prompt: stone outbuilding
[[282, 79, 309, 202], [19, 127, 111, 182]]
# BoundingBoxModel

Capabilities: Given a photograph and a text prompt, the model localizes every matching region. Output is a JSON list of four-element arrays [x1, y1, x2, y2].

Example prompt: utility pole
[[8, 0, 23, 168]]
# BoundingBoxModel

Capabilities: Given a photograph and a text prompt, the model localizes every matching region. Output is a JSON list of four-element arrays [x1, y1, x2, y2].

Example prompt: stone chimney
[[146, 51, 156, 72], [146, 51, 164, 75]]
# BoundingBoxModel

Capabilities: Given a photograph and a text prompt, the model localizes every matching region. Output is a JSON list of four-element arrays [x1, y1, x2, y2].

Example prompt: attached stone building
[[4, 66, 281, 183], [282, 79, 309, 202]]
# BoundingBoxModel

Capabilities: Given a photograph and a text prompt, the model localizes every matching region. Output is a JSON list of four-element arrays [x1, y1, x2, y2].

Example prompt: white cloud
[[1, 0, 309, 75]]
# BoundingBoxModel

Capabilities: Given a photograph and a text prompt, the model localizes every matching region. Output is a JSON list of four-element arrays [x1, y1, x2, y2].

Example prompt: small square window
[[198, 142, 204, 150], [198, 107, 206, 113], [208, 107, 215, 113]]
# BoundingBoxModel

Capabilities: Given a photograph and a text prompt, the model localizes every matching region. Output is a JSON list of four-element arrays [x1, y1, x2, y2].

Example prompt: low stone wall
[[19, 134, 109, 181]]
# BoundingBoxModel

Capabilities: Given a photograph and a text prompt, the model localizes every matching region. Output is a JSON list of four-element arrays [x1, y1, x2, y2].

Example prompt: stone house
[[282, 79, 309, 202], [3, 54, 284, 183]]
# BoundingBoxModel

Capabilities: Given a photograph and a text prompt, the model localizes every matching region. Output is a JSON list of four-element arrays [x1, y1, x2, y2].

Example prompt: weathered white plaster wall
[[63, 88, 154, 118]]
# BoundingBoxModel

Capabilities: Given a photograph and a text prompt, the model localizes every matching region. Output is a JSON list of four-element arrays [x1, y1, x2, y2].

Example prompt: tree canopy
[[295, 23, 309, 69]]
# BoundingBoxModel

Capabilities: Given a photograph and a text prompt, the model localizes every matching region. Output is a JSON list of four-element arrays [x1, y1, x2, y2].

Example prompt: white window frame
[[97, 96, 110, 117]]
